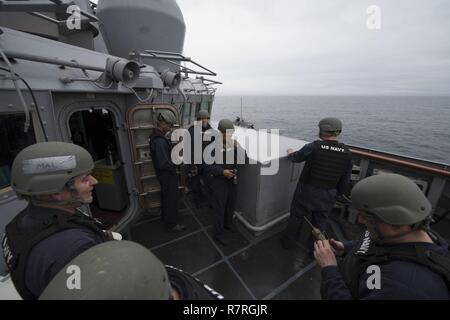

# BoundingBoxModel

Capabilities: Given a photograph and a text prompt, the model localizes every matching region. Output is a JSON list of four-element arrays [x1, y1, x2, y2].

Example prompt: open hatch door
[[126, 104, 185, 209]]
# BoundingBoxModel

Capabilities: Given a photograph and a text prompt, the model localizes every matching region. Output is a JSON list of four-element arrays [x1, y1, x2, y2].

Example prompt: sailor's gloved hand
[[314, 240, 337, 268]]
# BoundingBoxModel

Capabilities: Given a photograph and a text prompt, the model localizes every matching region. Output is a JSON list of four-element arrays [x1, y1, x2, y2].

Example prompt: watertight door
[[126, 104, 185, 209]]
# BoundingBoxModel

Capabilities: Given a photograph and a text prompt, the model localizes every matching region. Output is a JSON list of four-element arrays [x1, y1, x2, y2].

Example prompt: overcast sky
[[176, 0, 450, 95]]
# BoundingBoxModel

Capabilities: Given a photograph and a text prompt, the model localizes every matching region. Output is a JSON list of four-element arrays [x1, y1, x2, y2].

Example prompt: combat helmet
[[11, 142, 94, 196], [218, 119, 235, 133], [39, 240, 171, 300], [318, 117, 343, 136], [157, 110, 177, 125], [197, 110, 210, 120], [351, 173, 432, 226]]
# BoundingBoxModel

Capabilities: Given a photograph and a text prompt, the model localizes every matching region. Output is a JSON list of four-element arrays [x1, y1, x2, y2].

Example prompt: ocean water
[[211, 96, 450, 165]]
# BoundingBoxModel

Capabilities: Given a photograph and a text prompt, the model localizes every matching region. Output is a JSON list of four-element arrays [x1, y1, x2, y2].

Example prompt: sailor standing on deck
[[149, 110, 186, 233], [1, 142, 119, 300], [202, 119, 247, 246], [281, 117, 352, 252], [315, 174, 450, 299], [186, 110, 213, 208]]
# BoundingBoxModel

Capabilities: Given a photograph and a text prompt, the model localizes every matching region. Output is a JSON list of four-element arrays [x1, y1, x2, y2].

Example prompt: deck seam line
[[149, 228, 204, 251], [131, 208, 191, 228], [185, 200, 258, 300], [262, 260, 317, 300], [191, 260, 224, 277]]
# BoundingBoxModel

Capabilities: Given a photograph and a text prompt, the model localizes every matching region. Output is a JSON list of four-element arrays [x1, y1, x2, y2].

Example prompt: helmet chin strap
[[68, 189, 89, 207], [56, 180, 90, 209]]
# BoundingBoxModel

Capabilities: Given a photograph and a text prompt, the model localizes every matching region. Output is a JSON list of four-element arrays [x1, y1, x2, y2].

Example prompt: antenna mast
[[240, 97, 243, 120]]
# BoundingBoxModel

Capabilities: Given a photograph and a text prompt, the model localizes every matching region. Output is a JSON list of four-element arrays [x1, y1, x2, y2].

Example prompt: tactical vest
[[339, 230, 450, 299], [300, 140, 352, 189], [166, 265, 224, 300], [1, 205, 111, 300]]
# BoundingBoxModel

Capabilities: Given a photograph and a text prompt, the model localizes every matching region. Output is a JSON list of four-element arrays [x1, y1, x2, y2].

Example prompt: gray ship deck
[[126, 194, 450, 300], [127, 196, 325, 300]]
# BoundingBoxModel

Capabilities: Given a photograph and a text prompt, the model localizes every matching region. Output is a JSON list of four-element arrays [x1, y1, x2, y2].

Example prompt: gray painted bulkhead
[[0, 23, 214, 277]]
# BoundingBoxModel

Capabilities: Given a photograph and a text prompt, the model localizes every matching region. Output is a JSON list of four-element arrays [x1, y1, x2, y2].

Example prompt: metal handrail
[[350, 146, 450, 178], [27, 11, 97, 26], [2, 49, 105, 72], [129, 50, 217, 77]]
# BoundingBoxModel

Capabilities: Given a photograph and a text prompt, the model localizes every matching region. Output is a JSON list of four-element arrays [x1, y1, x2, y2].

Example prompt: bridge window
[[200, 101, 210, 113], [181, 103, 191, 127], [191, 103, 200, 123]]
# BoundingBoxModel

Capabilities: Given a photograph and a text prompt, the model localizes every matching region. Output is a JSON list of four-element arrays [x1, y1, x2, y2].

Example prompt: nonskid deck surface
[[127, 196, 450, 300], [128, 198, 321, 300]]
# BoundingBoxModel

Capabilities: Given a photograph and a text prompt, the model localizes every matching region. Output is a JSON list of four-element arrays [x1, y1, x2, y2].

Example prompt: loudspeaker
[[161, 69, 181, 88], [105, 57, 140, 86]]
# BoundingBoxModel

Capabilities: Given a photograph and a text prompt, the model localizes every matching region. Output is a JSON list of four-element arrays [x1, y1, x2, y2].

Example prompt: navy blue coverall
[[202, 144, 248, 238], [282, 140, 352, 250], [321, 235, 450, 299], [150, 128, 179, 228]]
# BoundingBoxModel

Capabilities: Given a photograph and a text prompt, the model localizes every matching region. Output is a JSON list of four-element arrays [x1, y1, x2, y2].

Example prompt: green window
[[200, 101, 210, 112], [181, 103, 191, 127]]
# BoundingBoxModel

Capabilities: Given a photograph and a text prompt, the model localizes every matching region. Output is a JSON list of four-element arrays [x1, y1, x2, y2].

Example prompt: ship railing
[[348, 144, 449, 214], [129, 50, 218, 78], [348, 144, 450, 178]]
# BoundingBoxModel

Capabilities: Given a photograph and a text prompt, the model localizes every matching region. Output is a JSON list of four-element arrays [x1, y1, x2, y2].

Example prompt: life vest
[[300, 140, 352, 189], [339, 230, 450, 299], [166, 265, 224, 300], [1, 205, 111, 300]]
